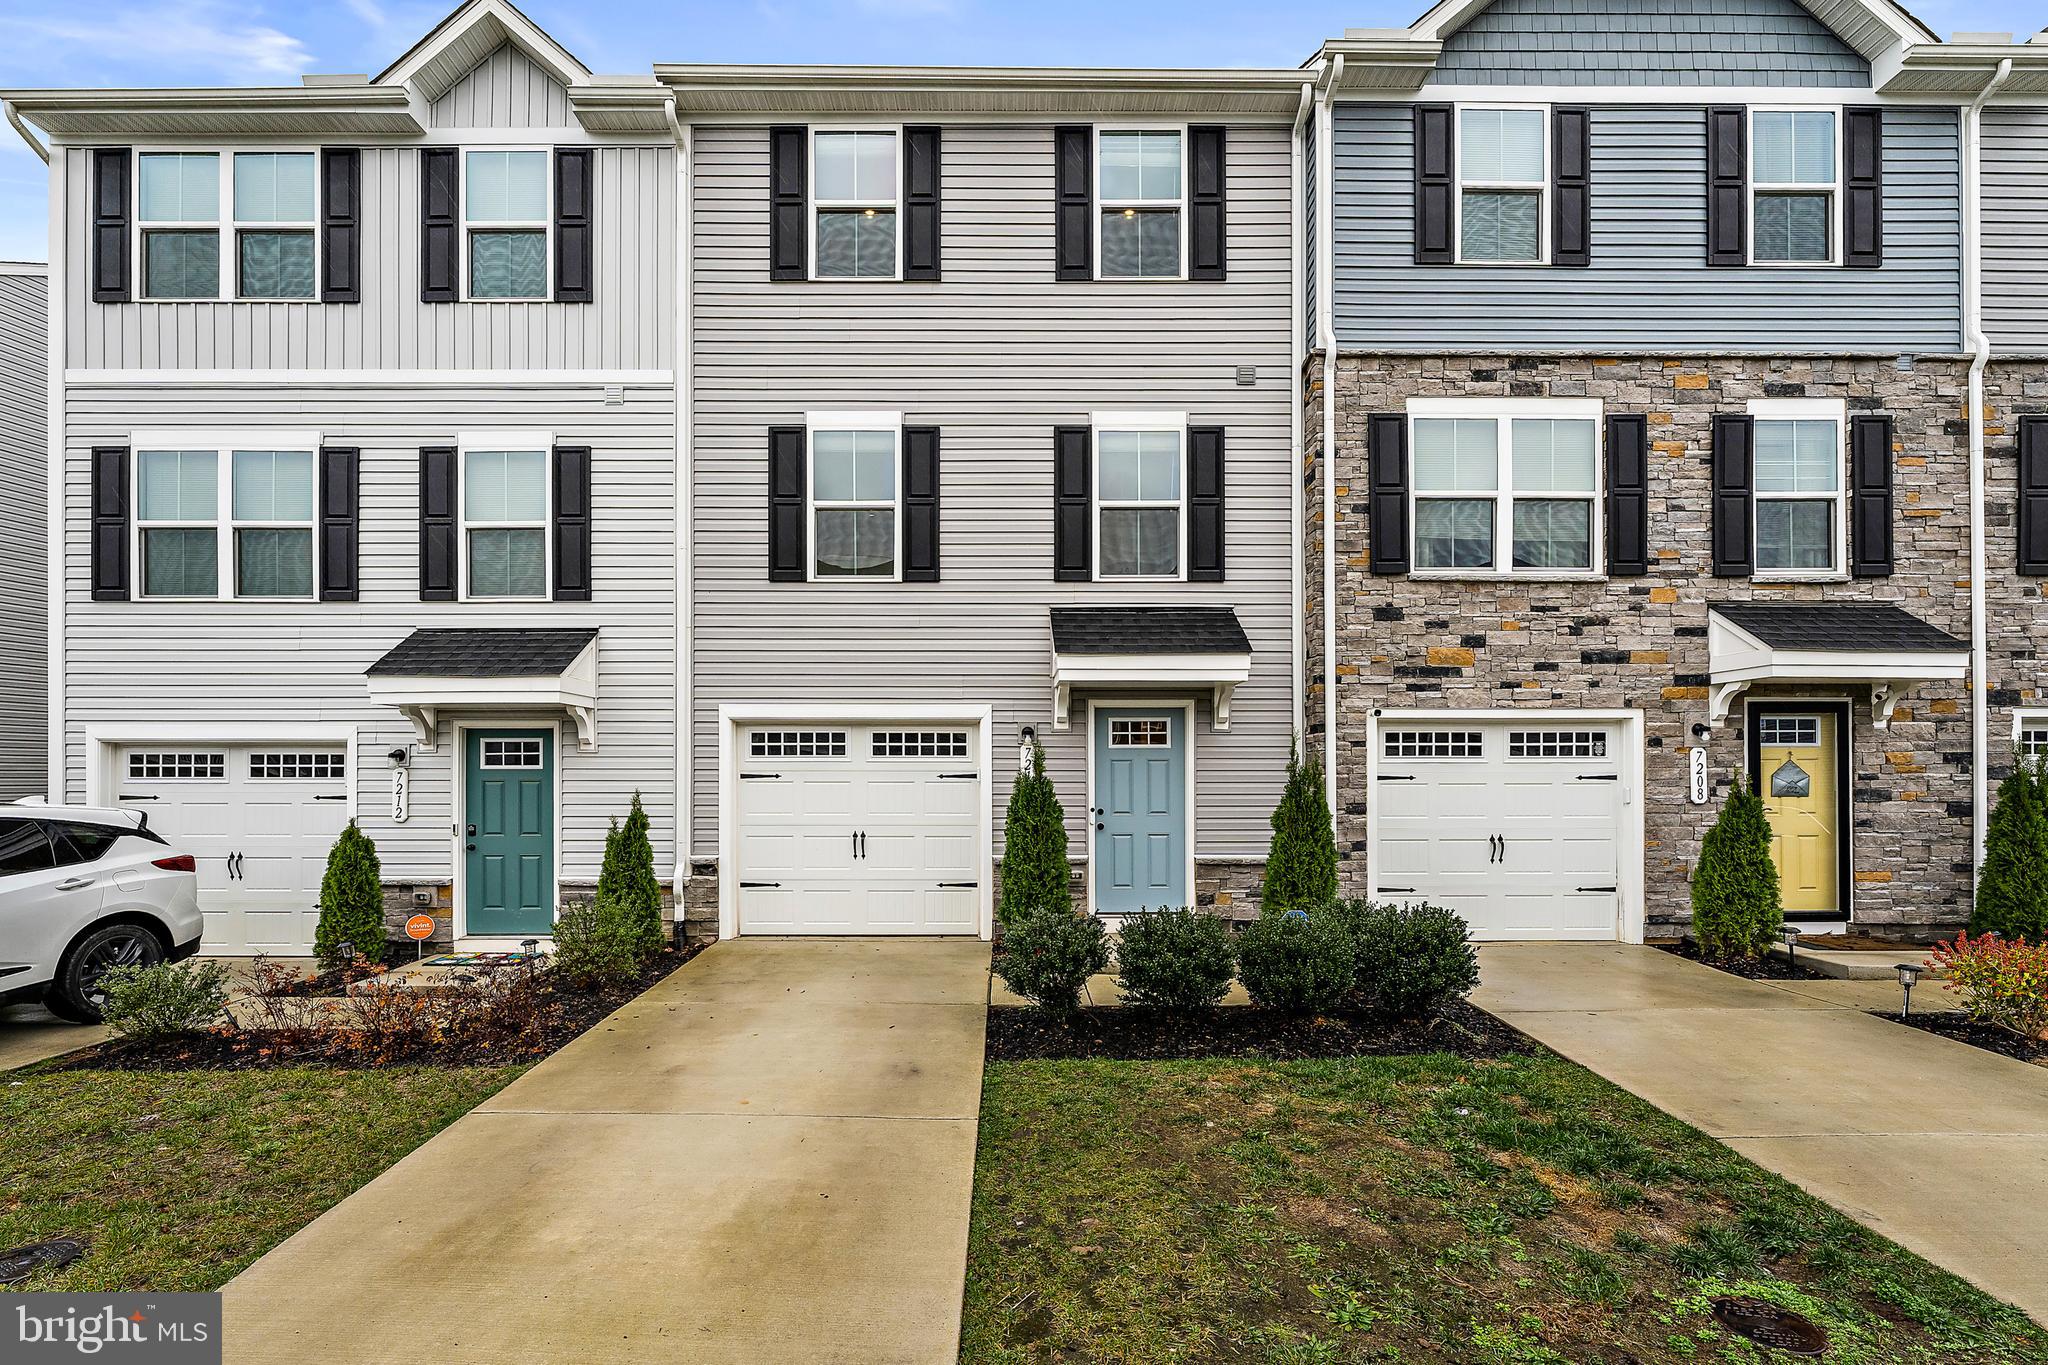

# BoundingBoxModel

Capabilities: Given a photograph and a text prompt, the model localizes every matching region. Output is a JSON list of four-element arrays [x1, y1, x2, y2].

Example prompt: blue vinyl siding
[[1332, 103, 1961, 352]]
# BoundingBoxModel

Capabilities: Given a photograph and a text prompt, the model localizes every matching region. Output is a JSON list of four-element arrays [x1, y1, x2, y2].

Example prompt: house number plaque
[[391, 765, 411, 823], [1688, 746, 1709, 805]]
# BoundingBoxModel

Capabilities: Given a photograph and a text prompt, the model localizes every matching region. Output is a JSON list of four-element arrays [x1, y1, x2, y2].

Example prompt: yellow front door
[[1757, 712, 1839, 914]]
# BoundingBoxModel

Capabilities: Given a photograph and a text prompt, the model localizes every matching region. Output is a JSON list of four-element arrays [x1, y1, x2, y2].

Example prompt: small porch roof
[[1707, 604, 1966, 728], [1049, 607, 1252, 732], [366, 628, 599, 752]]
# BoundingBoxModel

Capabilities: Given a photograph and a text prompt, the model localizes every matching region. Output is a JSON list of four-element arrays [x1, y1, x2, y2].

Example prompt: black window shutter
[[1551, 107, 1592, 268], [90, 446, 129, 601], [1711, 415, 1754, 576], [419, 447, 458, 600], [1706, 107, 1747, 268], [1367, 413, 1410, 576], [420, 148, 459, 304], [553, 148, 595, 303], [2021, 417, 2048, 575], [902, 426, 941, 581], [1843, 106, 1883, 270], [1849, 415, 1893, 577], [1054, 126, 1092, 282], [1053, 425, 1092, 580], [1413, 105, 1455, 266], [91, 149, 131, 304], [317, 447, 359, 602], [1188, 426, 1225, 581], [1189, 126, 1227, 282], [320, 148, 361, 304], [553, 445, 593, 600], [903, 127, 941, 282], [1604, 414, 1648, 576], [769, 126, 807, 282], [768, 426, 806, 581]]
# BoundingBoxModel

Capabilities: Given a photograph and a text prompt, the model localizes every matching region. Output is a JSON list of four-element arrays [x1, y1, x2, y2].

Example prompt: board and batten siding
[[428, 44, 577, 129], [0, 271, 48, 799], [1427, 0, 1870, 88], [1983, 107, 2048, 352], [63, 144, 674, 372], [1332, 103, 1961, 351], [58, 384, 676, 882], [689, 122, 1295, 863]]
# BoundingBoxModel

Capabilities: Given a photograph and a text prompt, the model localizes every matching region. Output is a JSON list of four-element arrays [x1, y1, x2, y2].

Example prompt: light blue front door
[[1093, 708, 1187, 913], [464, 729, 555, 937]]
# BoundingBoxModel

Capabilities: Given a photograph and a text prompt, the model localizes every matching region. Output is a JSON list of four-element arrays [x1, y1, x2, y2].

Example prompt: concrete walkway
[[224, 938, 991, 1364], [1477, 943, 2048, 1322]]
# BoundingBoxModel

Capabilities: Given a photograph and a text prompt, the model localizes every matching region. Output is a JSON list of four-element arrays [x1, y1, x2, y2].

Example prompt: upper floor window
[[808, 415, 900, 578], [139, 152, 319, 301], [1458, 107, 1546, 265], [233, 153, 316, 299], [1094, 415, 1185, 579], [1751, 110, 1836, 265], [1750, 400, 1844, 575], [812, 131, 899, 280], [1097, 129, 1183, 279], [1408, 401, 1601, 575], [465, 150, 549, 300], [461, 445, 551, 598], [133, 435, 317, 599], [138, 153, 221, 300]]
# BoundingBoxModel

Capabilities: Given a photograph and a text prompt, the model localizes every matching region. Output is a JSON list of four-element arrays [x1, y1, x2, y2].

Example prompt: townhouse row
[[3, 0, 2044, 952]]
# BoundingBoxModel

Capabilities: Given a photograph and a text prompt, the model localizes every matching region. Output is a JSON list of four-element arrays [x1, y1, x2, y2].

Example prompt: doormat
[[419, 952, 541, 966]]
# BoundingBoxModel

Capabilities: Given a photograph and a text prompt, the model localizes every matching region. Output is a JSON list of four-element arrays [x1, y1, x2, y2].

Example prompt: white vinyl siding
[[0, 273, 47, 800]]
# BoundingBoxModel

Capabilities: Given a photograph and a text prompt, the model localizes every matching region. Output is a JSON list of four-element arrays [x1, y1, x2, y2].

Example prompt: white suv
[[0, 804, 204, 1023]]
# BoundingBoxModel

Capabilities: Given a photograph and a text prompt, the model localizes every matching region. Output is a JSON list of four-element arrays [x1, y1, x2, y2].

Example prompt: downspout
[[667, 97, 694, 903], [5, 102, 48, 164], [1317, 56, 1342, 819], [1964, 58, 2012, 869], [1289, 78, 1314, 744], [7, 105, 59, 801]]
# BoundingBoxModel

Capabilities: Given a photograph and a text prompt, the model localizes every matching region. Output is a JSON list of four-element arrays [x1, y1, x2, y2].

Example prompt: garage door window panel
[[249, 752, 345, 780], [872, 730, 967, 759], [127, 751, 226, 781], [810, 429, 898, 579], [462, 448, 550, 599], [752, 730, 849, 758], [1385, 730, 1485, 759]]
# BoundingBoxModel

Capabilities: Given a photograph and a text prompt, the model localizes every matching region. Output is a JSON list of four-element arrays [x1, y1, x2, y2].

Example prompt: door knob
[[1095, 822, 1104, 831], [465, 843, 476, 851]]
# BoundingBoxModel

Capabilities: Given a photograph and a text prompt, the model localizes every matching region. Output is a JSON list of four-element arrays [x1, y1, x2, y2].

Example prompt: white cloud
[[2, 0, 314, 81]]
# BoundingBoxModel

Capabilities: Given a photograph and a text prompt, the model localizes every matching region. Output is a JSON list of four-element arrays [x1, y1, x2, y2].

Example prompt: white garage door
[[1374, 722, 1623, 940], [115, 745, 352, 954], [735, 725, 980, 935]]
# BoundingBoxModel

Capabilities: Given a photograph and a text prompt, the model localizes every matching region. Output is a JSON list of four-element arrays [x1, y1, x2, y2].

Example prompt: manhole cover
[[1711, 1296, 1829, 1355], [0, 1237, 86, 1285]]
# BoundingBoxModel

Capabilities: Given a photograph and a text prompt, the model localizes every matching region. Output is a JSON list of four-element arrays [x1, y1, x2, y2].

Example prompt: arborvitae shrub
[[1262, 743, 1338, 913], [1690, 782, 1783, 959], [315, 820, 387, 969], [597, 792, 665, 953], [1973, 763, 2048, 941], [998, 740, 1070, 927]]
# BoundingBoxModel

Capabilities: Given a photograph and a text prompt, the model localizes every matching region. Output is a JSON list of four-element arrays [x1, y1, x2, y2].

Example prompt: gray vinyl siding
[[428, 44, 576, 129], [1429, 0, 1869, 87], [0, 273, 47, 799], [689, 122, 1295, 862], [1333, 103, 1961, 351], [1984, 108, 2048, 352], [57, 384, 677, 883], [1304, 112, 1318, 351], [65, 143, 674, 371]]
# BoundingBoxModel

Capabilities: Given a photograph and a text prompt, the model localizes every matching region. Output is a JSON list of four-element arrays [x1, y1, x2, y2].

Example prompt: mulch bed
[[1879, 1009, 2048, 1066], [267, 944, 419, 998], [52, 945, 702, 1073], [985, 999, 1532, 1062], [1653, 938, 1828, 981]]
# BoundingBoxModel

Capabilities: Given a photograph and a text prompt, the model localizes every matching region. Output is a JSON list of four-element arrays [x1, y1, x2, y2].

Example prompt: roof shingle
[[1712, 603, 1965, 653], [1050, 607, 1251, 655], [366, 628, 599, 677]]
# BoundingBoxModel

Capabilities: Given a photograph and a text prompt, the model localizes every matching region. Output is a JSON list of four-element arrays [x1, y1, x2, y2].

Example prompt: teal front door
[[1093, 708, 1187, 914], [464, 729, 555, 937]]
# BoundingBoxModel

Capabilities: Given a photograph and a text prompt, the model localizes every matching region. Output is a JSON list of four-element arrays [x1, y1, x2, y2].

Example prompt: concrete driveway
[[1478, 942, 2048, 1323], [223, 938, 991, 1364], [0, 1002, 105, 1071]]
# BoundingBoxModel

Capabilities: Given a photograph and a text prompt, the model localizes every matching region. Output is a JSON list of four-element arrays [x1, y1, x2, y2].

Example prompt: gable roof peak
[[375, 0, 592, 101]]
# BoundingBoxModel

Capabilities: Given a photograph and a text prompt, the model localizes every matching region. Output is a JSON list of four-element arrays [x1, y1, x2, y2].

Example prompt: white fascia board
[[376, 0, 591, 99], [1, 87, 423, 139], [366, 641, 599, 752], [1051, 650, 1253, 732]]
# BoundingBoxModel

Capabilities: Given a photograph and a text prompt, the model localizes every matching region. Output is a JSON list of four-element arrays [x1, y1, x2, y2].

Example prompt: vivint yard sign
[[9, 1295, 220, 1362]]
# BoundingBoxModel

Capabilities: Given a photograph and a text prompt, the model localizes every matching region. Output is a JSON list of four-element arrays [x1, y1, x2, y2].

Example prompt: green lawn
[[964, 1053, 2048, 1364], [0, 1065, 522, 1292]]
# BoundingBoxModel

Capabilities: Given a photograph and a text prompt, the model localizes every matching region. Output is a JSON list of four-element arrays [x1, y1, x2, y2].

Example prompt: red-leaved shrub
[[1931, 932, 2048, 1039]]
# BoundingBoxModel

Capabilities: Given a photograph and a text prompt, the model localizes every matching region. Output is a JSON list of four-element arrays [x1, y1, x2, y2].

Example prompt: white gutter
[[667, 98, 694, 899], [1289, 78, 1314, 742], [1963, 57, 2012, 868], [1317, 55, 1341, 817], [4, 102, 48, 163]]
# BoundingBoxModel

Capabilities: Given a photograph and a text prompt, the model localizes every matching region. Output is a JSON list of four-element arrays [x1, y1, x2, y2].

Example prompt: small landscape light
[[1895, 962, 1924, 1018], [1782, 928, 1801, 968], [338, 940, 355, 964]]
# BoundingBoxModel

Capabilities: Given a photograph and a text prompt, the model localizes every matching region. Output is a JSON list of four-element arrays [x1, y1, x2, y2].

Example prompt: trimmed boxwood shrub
[[995, 903, 1109, 1014], [99, 959, 231, 1041], [1114, 907, 1236, 1010], [314, 820, 386, 969], [1690, 781, 1783, 959], [1262, 742, 1338, 913], [1973, 762, 2048, 941], [1333, 899, 1478, 1019], [999, 741, 1070, 928], [1234, 909, 1355, 1013], [551, 894, 646, 991]]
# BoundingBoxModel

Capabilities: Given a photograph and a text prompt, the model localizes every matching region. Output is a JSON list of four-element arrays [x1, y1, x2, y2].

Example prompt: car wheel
[[44, 924, 166, 1024]]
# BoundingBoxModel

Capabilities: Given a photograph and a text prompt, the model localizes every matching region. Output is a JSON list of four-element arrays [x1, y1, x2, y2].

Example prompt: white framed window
[[1756, 716, 1821, 747], [464, 149, 550, 300], [1096, 127, 1186, 280], [1092, 411, 1186, 580], [1749, 399, 1845, 577], [249, 752, 346, 780], [136, 150, 320, 301], [1407, 399, 1602, 576], [872, 730, 969, 759], [479, 738, 545, 768], [459, 435, 552, 600], [2014, 714, 2048, 763], [811, 129, 900, 280], [1108, 718, 1171, 748], [806, 411, 901, 580], [750, 730, 848, 758], [1508, 729, 1607, 759], [126, 751, 226, 780], [1384, 730, 1484, 759], [1750, 108, 1839, 266], [232, 152, 317, 299], [1456, 106, 1547, 265], [131, 431, 320, 601], [137, 152, 222, 300]]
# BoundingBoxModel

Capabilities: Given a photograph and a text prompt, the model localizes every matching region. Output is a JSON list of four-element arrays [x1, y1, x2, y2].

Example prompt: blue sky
[[0, 0, 2038, 261]]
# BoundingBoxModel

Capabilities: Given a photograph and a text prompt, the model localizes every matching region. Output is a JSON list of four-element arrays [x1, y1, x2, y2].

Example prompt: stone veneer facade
[[1984, 361, 2048, 786], [1307, 353, 1977, 936]]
